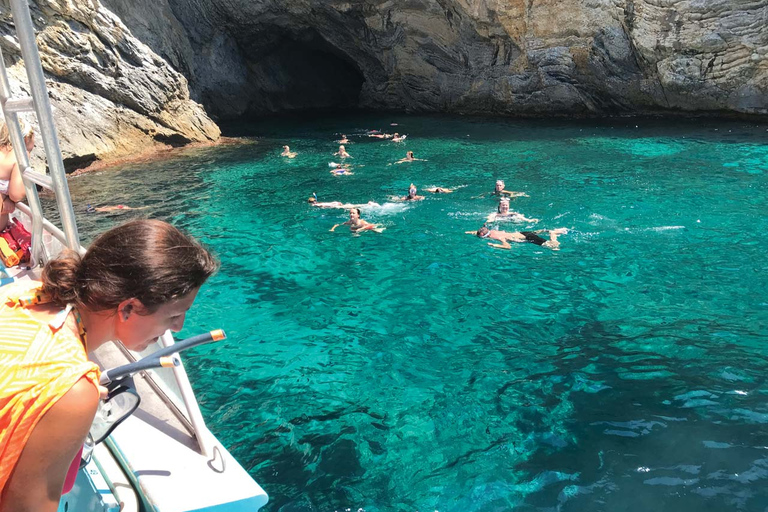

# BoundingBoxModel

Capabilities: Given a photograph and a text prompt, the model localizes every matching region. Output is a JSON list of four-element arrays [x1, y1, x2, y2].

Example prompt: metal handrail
[[9, 0, 79, 251]]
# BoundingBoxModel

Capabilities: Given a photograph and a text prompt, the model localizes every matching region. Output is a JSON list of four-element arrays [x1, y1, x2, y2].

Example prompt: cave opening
[[242, 32, 366, 117]]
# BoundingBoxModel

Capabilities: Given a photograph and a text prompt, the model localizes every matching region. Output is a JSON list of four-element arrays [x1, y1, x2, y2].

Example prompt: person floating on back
[[467, 225, 567, 251]]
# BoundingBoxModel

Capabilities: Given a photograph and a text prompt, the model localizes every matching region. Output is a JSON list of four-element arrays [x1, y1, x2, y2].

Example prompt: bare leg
[[544, 228, 568, 250]]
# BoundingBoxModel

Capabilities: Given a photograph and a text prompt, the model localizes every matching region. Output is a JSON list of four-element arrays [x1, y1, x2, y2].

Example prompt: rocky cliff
[[1, 0, 766, 167], [0, 0, 219, 170], [109, 0, 766, 120]]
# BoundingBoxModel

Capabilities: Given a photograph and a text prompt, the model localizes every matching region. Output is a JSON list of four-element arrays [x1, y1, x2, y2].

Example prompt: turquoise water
[[63, 115, 768, 511]]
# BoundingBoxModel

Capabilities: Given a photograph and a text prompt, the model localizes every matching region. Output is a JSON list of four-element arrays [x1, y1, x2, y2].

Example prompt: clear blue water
[[62, 114, 768, 512]]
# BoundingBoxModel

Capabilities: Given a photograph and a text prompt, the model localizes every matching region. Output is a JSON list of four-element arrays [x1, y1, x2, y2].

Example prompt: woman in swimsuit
[[395, 151, 425, 164], [281, 145, 297, 158], [0, 121, 35, 228]]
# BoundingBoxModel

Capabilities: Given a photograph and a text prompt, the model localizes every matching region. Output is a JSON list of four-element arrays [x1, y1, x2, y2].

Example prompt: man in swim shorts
[[467, 226, 568, 250]]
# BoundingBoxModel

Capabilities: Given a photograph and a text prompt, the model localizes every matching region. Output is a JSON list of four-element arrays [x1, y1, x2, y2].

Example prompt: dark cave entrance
[[244, 34, 365, 116]]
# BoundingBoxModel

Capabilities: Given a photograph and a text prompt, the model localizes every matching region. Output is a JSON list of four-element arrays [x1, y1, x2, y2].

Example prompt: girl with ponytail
[[0, 219, 218, 511]]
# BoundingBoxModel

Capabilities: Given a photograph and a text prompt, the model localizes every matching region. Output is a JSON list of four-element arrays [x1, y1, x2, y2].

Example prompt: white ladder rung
[[3, 96, 34, 113]]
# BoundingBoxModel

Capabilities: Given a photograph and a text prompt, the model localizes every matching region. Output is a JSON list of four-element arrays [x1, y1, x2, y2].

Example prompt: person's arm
[[330, 224, 341, 232], [515, 214, 539, 223], [1, 378, 99, 512], [1, 195, 15, 215], [486, 213, 497, 223], [488, 240, 511, 249], [7, 162, 25, 203], [503, 190, 528, 197], [465, 231, 478, 235]]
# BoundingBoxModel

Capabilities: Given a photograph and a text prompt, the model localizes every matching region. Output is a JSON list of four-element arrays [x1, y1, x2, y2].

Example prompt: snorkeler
[[425, 186, 454, 194], [395, 151, 426, 164], [335, 145, 352, 158], [367, 130, 392, 139], [308, 197, 380, 209], [467, 226, 567, 251], [330, 167, 354, 176], [391, 133, 407, 143], [398, 184, 425, 201], [281, 145, 297, 158], [86, 204, 147, 213], [486, 198, 538, 223], [330, 208, 383, 233]]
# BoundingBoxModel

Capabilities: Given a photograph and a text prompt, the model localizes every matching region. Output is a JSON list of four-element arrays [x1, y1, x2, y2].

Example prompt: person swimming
[[395, 151, 425, 164], [281, 145, 297, 158], [338, 134, 349, 144], [467, 225, 567, 251], [86, 204, 147, 213], [308, 197, 380, 209], [490, 179, 528, 198], [486, 198, 538, 223], [391, 133, 407, 142], [330, 167, 353, 176], [329, 208, 383, 233], [400, 184, 425, 201], [425, 186, 454, 193], [335, 145, 352, 158]]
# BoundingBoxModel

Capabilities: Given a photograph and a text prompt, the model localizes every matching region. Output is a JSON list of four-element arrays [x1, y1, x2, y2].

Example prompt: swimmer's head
[[283, 145, 289, 150], [86, 204, 95, 213], [495, 180, 505, 192], [339, 145, 346, 151], [498, 198, 510, 214], [476, 226, 490, 238], [408, 184, 417, 197], [308, 197, 317, 203], [407, 151, 414, 158], [349, 208, 361, 220]]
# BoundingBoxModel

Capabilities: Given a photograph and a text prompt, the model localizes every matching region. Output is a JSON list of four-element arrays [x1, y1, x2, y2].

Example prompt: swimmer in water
[[391, 133, 407, 142], [281, 145, 297, 158], [486, 198, 538, 223], [467, 226, 568, 251], [335, 145, 352, 158], [425, 186, 454, 193], [330, 208, 383, 233], [491, 179, 528, 198], [367, 130, 392, 139], [308, 197, 380, 209], [338, 134, 349, 144], [330, 167, 354, 176], [395, 151, 426, 164], [86, 204, 148, 213], [399, 184, 425, 201]]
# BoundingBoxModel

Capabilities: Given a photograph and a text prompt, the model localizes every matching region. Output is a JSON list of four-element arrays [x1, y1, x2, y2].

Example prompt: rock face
[[104, 0, 766, 120], [0, 0, 219, 170], [1, 0, 767, 166]]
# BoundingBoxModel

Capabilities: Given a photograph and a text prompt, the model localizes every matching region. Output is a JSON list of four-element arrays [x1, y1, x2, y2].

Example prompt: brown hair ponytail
[[41, 219, 218, 313]]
